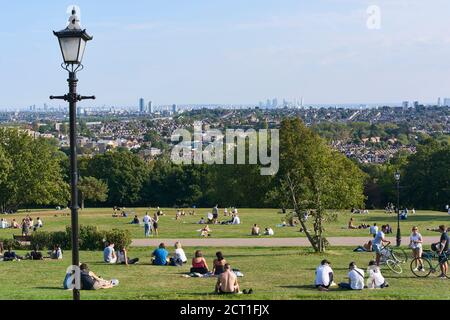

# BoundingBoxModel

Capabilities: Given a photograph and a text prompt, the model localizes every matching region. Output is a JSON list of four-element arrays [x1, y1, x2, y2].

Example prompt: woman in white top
[[410, 226, 424, 272], [174, 242, 188, 263], [367, 260, 388, 289]]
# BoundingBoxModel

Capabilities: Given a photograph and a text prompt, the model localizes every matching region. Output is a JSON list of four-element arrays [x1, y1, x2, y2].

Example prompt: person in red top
[[190, 250, 209, 274]]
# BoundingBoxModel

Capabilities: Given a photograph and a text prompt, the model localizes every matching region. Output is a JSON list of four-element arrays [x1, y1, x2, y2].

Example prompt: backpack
[[63, 273, 74, 290]]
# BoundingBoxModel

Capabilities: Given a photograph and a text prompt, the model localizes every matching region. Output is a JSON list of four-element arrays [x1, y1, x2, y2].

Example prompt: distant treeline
[[0, 121, 448, 211]]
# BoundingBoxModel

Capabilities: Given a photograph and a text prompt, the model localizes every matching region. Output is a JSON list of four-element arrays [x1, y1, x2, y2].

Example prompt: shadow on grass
[[35, 287, 65, 291]]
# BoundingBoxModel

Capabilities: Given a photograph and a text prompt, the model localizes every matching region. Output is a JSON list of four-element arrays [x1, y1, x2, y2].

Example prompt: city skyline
[[2, 1, 450, 109]]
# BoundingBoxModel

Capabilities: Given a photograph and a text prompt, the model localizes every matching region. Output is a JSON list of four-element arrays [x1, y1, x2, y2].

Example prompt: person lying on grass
[[80, 263, 117, 290], [2, 247, 23, 261]]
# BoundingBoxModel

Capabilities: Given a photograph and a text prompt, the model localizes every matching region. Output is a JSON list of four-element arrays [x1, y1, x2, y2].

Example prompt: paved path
[[132, 237, 436, 247]]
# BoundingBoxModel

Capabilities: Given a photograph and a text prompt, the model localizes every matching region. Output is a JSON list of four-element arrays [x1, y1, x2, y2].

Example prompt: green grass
[[0, 247, 448, 300], [0, 208, 448, 240]]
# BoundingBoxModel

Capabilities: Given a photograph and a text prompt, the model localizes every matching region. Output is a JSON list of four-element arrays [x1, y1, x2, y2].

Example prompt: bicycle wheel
[[386, 259, 403, 274], [410, 258, 432, 278], [391, 248, 408, 264]]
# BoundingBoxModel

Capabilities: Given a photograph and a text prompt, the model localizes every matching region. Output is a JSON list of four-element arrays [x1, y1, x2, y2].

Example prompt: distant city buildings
[[139, 98, 145, 113]]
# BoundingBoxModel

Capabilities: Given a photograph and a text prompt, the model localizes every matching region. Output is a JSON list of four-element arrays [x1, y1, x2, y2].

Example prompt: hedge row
[[1, 226, 131, 251]]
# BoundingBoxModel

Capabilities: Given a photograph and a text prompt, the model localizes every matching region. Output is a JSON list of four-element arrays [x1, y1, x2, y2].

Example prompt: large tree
[[78, 176, 109, 209], [0, 129, 69, 211], [83, 150, 150, 206], [274, 118, 366, 252]]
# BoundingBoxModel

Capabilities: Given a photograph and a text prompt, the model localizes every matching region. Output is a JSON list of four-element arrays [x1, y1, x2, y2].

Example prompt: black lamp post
[[394, 171, 401, 247], [50, 8, 94, 301]]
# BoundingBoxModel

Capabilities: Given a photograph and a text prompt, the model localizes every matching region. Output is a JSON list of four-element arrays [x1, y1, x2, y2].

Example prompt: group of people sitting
[[251, 224, 274, 236], [0, 216, 43, 235], [348, 218, 371, 230], [103, 242, 140, 265], [315, 259, 389, 292], [351, 208, 370, 214], [0, 243, 62, 262]]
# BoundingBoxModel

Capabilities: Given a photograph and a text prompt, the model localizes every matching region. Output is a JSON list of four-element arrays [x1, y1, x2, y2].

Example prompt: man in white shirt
[[143, 213, 152, 237], [369, 223, 379, 238], [232, 215, 241, 225], [315, 260, 334, 291], [339, 262, 365, 290], [367, 260, 388, 289]]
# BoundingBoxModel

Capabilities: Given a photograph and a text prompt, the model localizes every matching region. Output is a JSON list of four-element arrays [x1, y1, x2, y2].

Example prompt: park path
[[131, 237, 436, 247]]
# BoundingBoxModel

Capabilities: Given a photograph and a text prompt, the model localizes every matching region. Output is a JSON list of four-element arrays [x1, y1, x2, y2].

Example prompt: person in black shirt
[[438, 225, 449, 278], [79, 263, 115, 290]]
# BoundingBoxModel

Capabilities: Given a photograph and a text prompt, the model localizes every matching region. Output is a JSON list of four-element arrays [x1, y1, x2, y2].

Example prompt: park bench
[[13, 235, 32, 243]]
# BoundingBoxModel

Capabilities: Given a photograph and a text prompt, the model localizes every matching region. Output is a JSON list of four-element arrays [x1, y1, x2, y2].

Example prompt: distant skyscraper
[[272, 98, 278, 109], [402, 101, 409, 109], [437, 97, 441, 106], [172, 104, 177, 113], [413, 101, 419, 108], [443, 98, 450, 107], [139, 98, 145, 113], [148, 101, 153, 113]]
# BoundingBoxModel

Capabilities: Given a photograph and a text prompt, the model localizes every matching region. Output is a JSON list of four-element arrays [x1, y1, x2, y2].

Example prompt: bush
[[104, 229, 132, 249], [50, 231, 71, 250], [66, 225, 105, 251], [0, 238, 22, 250], [30, 231, 52, 250]]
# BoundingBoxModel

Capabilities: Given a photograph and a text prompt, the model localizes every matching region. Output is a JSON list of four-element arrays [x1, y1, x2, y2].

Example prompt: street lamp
[[50, 7, 95, 301], [394, 171, 401, 247]]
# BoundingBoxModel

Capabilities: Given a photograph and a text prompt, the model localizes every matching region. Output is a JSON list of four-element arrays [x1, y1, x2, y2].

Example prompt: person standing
[[143, 212, 152, 237], [410, 226, 424, 272], [437, 225, 449, 279], [369, 223, 379, 238], [153, 213, 159, 237], [373, 225, 391, 266]]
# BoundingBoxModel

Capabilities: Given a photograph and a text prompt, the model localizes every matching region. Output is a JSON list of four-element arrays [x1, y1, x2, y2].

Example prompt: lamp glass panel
[[59, 37, 81, 63]]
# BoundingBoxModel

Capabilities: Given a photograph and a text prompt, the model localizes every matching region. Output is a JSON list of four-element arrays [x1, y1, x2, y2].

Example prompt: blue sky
[[1, 0, 450, 109]]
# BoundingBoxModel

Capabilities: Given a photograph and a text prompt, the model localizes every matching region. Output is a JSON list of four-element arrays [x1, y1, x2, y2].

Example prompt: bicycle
[[379, 244, 408, 274], [410, 252, 450, 279]]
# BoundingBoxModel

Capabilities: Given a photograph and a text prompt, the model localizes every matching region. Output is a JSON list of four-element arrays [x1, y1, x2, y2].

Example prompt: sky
[[1, 0, 450, 109]]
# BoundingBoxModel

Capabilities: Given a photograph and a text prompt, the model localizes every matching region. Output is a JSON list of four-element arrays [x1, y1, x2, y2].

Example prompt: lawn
[[0, 208, 448, 240], [0, 247, 448, 300]]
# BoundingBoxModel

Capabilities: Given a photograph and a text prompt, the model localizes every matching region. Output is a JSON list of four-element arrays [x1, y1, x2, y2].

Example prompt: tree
[[83, 150, 150, 206], [274, 118, 366, 252], [0, 128, 69, 211], [78, 176, 109, 209]]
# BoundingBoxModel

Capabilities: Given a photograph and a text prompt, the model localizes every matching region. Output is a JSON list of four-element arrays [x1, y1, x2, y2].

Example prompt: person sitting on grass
[[27, 245, 43, 260], [0, 241, 3, 256], [251, 224, 261, 236], [131, 215, 140, 225], [264, 227, 275, 236], [152, 243, 169, 266], [33, 217, 43, 231], [3, 246, 23, 261], [79, 263, 117, 290], [200, 225, 211, 237], [198, 217, 206, 224], [50, 245, 63, 260], [11, 219, 19, 229], [338, 262, 365, 290], [172, 241, 188, 265], [212, 251, 227, 276], [117, 246, 139, 265], [367, 260, 389, 289], [215, 264, 244, 295], [348, 218, 358, 230], [103, 242, 117, 264], [190, 250, 209, 274], [315, 260, 335, 292]]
